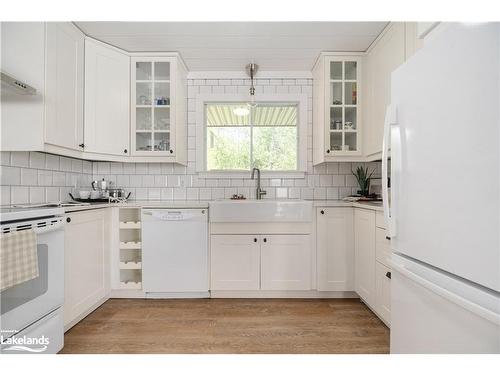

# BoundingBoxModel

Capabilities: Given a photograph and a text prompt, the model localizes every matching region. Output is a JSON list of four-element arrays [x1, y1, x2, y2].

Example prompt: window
[[205, 102, 298, 171]]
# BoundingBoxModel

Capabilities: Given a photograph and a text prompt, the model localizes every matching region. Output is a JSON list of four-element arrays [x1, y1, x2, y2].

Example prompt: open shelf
[[120, 241, 142, 249], [119, 281, 142, 290], [120, 221, 141, 229], [120, 261, 142, 270]]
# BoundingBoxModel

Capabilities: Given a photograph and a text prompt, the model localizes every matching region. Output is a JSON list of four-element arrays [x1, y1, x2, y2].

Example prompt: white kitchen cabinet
[[363, 22, 405, 159], [375, 227, 391, 267], [210, 235, 260, 290], [313, 53, 363, 164], [354, 208, 376, 306], [84, 38, 130, 157], [130, 54, 188, 163], [316, 207, 354, 291], [375, 261, 391, 325], [261, 235, 311, 291], [45, 22, 85, 152], [63, 209, 110, 330], [405, 22, 424, 60]]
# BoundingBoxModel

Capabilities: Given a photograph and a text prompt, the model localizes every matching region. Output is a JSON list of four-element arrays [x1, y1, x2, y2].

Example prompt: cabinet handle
[[320, 210, 325, 215], [78, 143, 85, 148], [66, 217, 71, 223], [254, 238, 257, 242], [386, 271, 391, 279], [169, 149, 173, 154], [385, 236, 391, 241], [263, 238, 267, 243], [326, 149, 330, 154], [124, 149, 128, 154]]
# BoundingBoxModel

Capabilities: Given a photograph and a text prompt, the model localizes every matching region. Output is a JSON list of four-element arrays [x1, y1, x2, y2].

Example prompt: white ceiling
[[76, 22, 388, 71]]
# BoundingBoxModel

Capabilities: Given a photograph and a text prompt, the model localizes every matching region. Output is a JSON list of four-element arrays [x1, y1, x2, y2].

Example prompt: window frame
[[196, 94, 308, 178]]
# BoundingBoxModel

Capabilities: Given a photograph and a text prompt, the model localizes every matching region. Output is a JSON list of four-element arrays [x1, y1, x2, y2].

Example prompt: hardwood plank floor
[[61, 298, 389, 354]]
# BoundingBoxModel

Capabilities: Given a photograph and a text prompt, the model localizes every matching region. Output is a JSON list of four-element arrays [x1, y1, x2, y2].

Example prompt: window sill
[[198, 171, 306, 179]]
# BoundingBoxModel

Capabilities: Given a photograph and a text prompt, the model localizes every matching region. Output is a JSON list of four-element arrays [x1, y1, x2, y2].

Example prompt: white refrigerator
[[382, 23, 500, 353]]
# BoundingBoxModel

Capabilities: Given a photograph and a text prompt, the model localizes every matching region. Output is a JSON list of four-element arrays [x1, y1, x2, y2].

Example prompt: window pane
[[253, 127, 297, 171], [253, 104, 297, 126], [207, 127, 250, 170], [206, 104, 250, 126]]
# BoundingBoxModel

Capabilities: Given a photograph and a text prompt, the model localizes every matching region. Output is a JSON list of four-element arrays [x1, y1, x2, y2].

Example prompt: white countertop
[[62, 199, 383, 213]]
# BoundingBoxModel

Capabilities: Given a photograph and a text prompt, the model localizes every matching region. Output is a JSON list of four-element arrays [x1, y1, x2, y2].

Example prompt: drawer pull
[[386, 271, 391, 279], [385, 236, 391, 241]]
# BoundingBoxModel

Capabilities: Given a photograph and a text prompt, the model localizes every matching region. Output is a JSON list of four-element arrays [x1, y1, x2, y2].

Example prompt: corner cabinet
[[130, 55, 188, 164], [313, 53, 363, 164]]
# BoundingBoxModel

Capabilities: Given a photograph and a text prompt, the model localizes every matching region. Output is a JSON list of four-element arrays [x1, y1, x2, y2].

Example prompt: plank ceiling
[[75, 22, 388, 71]]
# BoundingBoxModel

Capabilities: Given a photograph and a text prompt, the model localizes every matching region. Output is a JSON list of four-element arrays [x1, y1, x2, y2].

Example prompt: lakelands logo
[[1, 334, 50, 353]]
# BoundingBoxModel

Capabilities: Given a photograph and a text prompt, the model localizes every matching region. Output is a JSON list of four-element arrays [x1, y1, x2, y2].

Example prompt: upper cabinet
[[362, 22, 405, 159], [130, 55, 188, 164], [313, 54, 362, 164], [84, 39, 130, 157], [45, 22, 85, 152]]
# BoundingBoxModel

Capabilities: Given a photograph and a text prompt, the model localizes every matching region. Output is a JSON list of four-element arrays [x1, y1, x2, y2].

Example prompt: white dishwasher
[[142, 208, 208, 297]]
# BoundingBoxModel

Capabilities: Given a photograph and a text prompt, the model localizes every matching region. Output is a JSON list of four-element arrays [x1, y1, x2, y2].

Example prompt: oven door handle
[[33, 220, 64, 234]]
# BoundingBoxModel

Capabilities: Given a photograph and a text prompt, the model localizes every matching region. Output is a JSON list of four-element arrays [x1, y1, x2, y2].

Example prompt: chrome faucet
[[251, 167, 267, 200]]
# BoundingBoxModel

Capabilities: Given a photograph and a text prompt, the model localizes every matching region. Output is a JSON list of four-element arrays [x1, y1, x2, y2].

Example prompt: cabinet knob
[[66, 217, 71, 223], [326, 149, 330, 154], [78, 143, 85, 148], [263, 238, 267, 243], [320, 210, 325, 215], [124, 149, 128, 154], [254, 238, 257, 242], [385, 236, 391, 241], [386, 271, 391, 279], [169, 149, 173, 154]]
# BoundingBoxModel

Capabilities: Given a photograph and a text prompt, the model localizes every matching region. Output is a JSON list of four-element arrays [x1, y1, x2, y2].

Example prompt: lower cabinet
[[354, 208, 392, 326], [261, 235, 311, 290], [375, 261, 391, 324], [210, 235, 260, 290], [210, 234, 311, 291], [354, 208, 376, 306], [63, 209, 110, 330], [316, 207, 354, 291]]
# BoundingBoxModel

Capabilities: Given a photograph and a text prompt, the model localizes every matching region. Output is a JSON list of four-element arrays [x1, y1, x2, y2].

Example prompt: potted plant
[[352, 165, 375, 197]]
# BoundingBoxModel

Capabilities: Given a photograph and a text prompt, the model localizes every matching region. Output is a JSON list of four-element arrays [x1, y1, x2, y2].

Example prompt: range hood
[[1, 72, 36, 95]]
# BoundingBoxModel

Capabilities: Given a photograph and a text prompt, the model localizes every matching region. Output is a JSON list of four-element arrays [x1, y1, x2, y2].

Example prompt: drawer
[[376, 211, 386, 229], [376, 227, 391, 267]]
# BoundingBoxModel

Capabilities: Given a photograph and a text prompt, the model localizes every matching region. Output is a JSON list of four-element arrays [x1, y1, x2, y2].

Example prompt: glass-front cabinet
[[131, 55, 187, 161], [312, 54, 362, 164]]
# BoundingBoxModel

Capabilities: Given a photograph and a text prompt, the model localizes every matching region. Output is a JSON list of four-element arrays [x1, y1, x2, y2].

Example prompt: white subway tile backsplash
[[154, 175, 167, 187], [1, 152, 11, 166], [276, 187, 288, 199], [11, 186, 29, 204], [52, 171, 66, 186], [110, 162, 123, 175], [186, 188, 199, 200], [123, 163, 136, 175], [1, 166, 21, 185], [142, 175, 154, 187], [160, 188, 173, 200], [199, 188, 212, 200], [117, 175, 130, 187], [135, 163, 148, 174], [10, 152, 29, 167], [29, 186, 45, 204], [1, 186, 11, 205], [60, 157, 73, 172], [148, 188, 161, 200], [29, 152, 45, 169], [319, 175, 332, 187], [326, 187, 339, 200], [314, 187, 326, 200], [332, 175, 345, 187], [45, 154, 60, 170], [46, 187, 59, 202], [173, 187, 186, 200], [135, 188, 148, 200], [130, 175, 142, 187], [21, 168, 38, 185], [38, 170, 52, 186], [167, 175, 179, 187]]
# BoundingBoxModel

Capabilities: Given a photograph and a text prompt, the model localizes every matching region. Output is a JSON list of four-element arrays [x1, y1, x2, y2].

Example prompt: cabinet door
[[210, 235, 260, 290], [354, 209, 376, 305], [64, 209, 110, 329], [325, 57, 362, 155], [84, 39, 130, 156], [261, 235, 311, 291], [131, 57, 174, 156], [363, 22, 405, 157], [375, 262, 391, 325], [375, 227, 391, 267], [45, 22, 84, 151], [317, 207, 354, 291]]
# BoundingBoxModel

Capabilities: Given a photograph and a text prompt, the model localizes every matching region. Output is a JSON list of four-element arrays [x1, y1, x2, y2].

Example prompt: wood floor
[[61, 298, 389, 354]]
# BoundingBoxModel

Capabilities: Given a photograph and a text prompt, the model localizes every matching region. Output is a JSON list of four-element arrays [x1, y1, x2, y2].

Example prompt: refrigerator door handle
[[390, 260, 500, 326], [382, 104, 397, 237]]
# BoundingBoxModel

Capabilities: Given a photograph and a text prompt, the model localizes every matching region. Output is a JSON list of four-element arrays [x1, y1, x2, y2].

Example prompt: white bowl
[[79, 191, 90, 199]]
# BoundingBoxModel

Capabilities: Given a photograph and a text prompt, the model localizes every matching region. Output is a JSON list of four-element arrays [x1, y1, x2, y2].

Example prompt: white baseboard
[[210, 290, 358, 298], [146, 292, 210, 299]]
